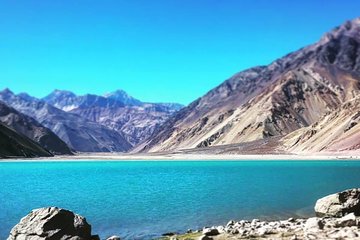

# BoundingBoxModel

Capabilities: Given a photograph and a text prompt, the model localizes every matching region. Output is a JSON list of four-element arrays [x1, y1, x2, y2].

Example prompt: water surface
[[1, 160, 359, 239]]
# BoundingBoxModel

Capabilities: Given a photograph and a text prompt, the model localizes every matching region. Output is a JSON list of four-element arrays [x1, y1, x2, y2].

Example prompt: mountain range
[[0, 101, 72, 155], [42, 90, 183, 145], [0, 88, 183, 156], [2, 17, 360, 157]]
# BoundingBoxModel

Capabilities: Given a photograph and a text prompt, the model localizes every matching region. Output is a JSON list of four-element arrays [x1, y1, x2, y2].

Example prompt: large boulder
[[315, 188, 360, 217], [7, 207, 99, 240]]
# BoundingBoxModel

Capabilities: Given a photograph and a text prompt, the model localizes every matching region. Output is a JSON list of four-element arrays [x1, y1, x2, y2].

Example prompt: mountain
[[283, 96, 360, 153], [136, 18, 360, 153], [104, 89, 142, 106], [0, 122, 52, 158], [43, 90, 183, 145], [0, 89, 132, 152], [43, 90, 126, 111], [42, 90, 79, 111], [0, 101, 72, 155]]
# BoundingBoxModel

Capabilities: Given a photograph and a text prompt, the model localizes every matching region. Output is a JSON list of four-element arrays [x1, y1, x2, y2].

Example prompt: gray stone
[[315, 188, 360, 217], [336, 213, 357, 227], [198, 235, 212, 240], [106, 236, 121, 240], [202, 228, 219, 236], [162, 232, 176, 237], [226, 220, 235, 227], [304, 217, 324, 232], [91, 236, 100, 240], [7, 207, 94, 240]]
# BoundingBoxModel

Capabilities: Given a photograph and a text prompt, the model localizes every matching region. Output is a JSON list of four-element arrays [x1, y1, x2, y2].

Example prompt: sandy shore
[[2, 152, 360, 162]]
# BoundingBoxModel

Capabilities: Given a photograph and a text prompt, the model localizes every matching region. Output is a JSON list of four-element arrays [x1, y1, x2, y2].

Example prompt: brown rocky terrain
[[0, 101, 73, 155], [136, 18, 360, 154], [0, 122, 52, 158]]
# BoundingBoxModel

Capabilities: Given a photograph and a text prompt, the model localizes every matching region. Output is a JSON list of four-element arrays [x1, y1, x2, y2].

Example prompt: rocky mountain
[[0, 101, 72, 155], [137, 17, 360, 153], [0, 122, 52, 158], [283, 96, 360, 153], [43, 90, 183, 145], [104, 89, 142, 106], [0, 89, 132, 152], [43, 90, 126, 111]]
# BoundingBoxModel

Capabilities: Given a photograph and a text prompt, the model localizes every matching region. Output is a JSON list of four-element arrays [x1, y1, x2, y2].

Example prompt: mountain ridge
[[0, 122, 53, 158], [135, 17, 360, 153], [0, 101, 73, 155], [42, 89, 184, 145], [0, 89, 132, 152]]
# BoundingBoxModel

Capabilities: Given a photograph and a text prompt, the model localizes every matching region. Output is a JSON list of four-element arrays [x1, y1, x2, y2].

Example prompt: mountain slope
[[283, 96, 360, 153], [43, 90, 183, 145], [137, 18, 360, 153], [0, 101, 73, 155], [0, 89, 132, 152], [0, 122, 53, 158]]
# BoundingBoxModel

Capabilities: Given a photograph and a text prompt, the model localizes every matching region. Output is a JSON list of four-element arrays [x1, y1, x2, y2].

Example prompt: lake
[[1, 160, 360, 239]]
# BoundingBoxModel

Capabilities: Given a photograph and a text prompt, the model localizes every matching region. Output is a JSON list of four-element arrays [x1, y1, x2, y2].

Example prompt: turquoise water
[[1, 160, 360, 239]]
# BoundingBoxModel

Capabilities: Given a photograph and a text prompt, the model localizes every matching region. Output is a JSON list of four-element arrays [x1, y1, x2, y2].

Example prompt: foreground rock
[[7, 207, 100, 240], [166, 214, 360, 240], [165, 189, 360, 240], [315, 188, 360, 217]]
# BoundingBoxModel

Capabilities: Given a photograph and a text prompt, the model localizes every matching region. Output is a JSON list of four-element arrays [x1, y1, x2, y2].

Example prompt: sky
[[0, 1, 360, 105]]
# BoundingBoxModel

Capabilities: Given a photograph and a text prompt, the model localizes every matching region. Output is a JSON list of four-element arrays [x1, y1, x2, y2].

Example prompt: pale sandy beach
[[2, 151, 360, 162]]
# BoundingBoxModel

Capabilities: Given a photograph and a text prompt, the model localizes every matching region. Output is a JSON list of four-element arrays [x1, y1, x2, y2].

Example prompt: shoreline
[[160, 214, 360, 240], [1, 152, 360, 162]]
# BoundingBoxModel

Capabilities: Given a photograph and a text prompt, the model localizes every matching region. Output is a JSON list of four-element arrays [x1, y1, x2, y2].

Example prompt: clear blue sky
[[1, 0, 359, 104]]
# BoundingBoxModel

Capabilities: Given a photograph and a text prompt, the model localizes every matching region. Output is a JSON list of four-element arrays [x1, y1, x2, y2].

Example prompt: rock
[[7, 207, 97, 240], [305, 233, 318, 240], [198, 235, 213, 240], [304, 217, 324, 232], [315, 188, 360, 217], [336, 213, 357, 227], [226, 220, 235, 227], [288, 217, 295, 222], [162, 232, 177, 236], [257, 227, 272, 236], [202, 228, 219, 236], [216, 226, 225, 233], [106, 236, 121, 240], [186, 229, 192, 233], [251, 219, 260, 226]]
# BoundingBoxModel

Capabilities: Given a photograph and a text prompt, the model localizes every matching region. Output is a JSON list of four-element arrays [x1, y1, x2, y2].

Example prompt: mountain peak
[[1, 88, 14, 95], [17, 92, 37, 102], [104, 89, 142, 106], [50, 89, 77, 98], [319, 17, 360, 45], [104, 89, 128, 98]]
